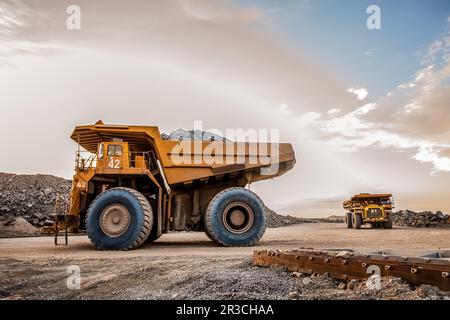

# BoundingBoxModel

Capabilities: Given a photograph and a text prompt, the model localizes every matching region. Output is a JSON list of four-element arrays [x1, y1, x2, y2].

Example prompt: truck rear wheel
[[204, 228, 215, 241], [145, 231, 162, 243], [352, 213, 362, 229], [384, 214, 393, 229], [86, 187, 153, 250], [204, 187, 265, 247], [145, 218, 162, 243], [345, 212, 353, 228]]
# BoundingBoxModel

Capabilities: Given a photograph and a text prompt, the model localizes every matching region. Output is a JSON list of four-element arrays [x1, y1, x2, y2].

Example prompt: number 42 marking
[[108, 157, 120, 169]]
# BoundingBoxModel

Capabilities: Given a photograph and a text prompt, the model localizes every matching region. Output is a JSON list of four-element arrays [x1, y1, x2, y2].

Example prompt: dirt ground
[[1, 223, 449, 300]]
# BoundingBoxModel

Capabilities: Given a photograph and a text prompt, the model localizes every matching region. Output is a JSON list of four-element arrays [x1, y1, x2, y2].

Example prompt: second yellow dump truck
[[57, 121, 295, 250], [343, 193, 394, 229]]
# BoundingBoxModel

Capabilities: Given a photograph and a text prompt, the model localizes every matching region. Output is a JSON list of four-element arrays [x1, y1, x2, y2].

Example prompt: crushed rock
[[265, 207, 315, 228], [0, 172, 71, 230], [393, 210, 449, 227]]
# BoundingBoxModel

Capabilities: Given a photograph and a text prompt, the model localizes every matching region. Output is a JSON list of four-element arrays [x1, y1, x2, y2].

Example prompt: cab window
[[107, 145, 123, 156]]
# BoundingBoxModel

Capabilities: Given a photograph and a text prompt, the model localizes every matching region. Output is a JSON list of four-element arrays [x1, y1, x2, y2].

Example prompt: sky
[[1, 0, 450, 217]]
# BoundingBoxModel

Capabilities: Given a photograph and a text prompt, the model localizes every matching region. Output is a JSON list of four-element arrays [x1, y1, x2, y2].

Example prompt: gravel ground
[[143, 259, 449, 300], [1, 223, 449, 300], [1, 256, 447, 300], [156, 259, 299, 300]]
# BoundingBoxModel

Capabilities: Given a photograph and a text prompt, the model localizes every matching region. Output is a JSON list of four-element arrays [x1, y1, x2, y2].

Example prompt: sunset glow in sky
[[1, 0, 449, 216]]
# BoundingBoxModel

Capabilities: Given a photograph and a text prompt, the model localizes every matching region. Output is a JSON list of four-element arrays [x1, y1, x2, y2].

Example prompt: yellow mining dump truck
[[53, 121, 295, 250], [343, 193, 394, 229]]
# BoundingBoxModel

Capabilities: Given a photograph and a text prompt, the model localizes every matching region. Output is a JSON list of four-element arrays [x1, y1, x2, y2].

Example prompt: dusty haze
[[1, 0, 449, 217]]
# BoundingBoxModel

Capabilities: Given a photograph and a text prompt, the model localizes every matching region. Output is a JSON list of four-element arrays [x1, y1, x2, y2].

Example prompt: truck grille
[[367, 208, 382, 218]]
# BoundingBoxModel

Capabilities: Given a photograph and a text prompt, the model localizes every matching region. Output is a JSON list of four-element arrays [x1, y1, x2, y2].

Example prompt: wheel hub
[[223, 202, 254, 234], [100, 204, 131, 237]]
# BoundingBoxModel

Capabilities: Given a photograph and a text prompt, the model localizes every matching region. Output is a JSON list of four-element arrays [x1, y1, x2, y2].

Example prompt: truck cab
[[97, 141, 126, 169], [95, 141, 152, 171]]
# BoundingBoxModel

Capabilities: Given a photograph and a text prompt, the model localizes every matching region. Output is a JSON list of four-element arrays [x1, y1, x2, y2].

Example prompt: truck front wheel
[[204, 227, 215, 241], [345, 212, 353, 228], [384, 214, 393, 229], [86, 187, 153, 250], [204, 187, 266, 247], [352, 213, 362, 229]]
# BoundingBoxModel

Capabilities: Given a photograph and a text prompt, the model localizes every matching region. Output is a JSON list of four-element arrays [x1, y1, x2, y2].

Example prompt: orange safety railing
[[75, 151, 156, 171], [75, 151, 97, 171]]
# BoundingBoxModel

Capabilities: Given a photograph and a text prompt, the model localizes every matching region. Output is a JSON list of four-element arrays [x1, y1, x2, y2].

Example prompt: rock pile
[[287, 272, 449, 300], [0, 217, 39, 237], [0, 173, 71, 227], [161, 128, 228, 141], [393, 210, 449, 228], [265, 207, 315, 228]]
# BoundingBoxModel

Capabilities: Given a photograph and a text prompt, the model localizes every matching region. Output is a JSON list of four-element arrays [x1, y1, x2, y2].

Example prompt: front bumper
[[364, 217, 386, 223]]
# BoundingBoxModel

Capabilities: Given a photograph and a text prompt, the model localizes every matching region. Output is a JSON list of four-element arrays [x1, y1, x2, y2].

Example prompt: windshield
[[108, 145, 123, 156]]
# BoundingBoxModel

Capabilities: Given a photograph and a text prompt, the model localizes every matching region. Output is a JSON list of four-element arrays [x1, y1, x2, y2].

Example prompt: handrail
[[75, 151, 97, 171], [75, 150, 154, 170]]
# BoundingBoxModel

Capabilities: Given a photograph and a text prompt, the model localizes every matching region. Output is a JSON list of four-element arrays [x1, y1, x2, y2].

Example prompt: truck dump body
[[59, 121, 296, 250], [71, 122, 296, 186]]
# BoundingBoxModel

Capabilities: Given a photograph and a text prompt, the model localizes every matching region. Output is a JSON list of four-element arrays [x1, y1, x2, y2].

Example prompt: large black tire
[[384, 213, 393, 229], [145, 230, 162, 243], [345, 212, 353, 228], [204, 228, 215, 241], [204, 187, 265, 247], [145, 217, 162, 243], [86, 187, 153, 250], [352, 212, 362, 229]]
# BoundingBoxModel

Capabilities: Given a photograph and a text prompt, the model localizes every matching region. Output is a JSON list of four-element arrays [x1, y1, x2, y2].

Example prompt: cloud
[[295, 111, 321, 128], [327, 108, 341, 115], [0, 40, 65, 57], [0, 1, 32, 35], [308, 19, 450, 173], [364, 21, 450, 142], [0, 0, 360, 115], [310, 104, 376, 142], [276, 103, 293, 117], [0, 2, 50, 40], [414, 145, 450, 173], [347, 87, 368, 100], [439, 148, 450, 158], [308, 105, 450, 172]]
